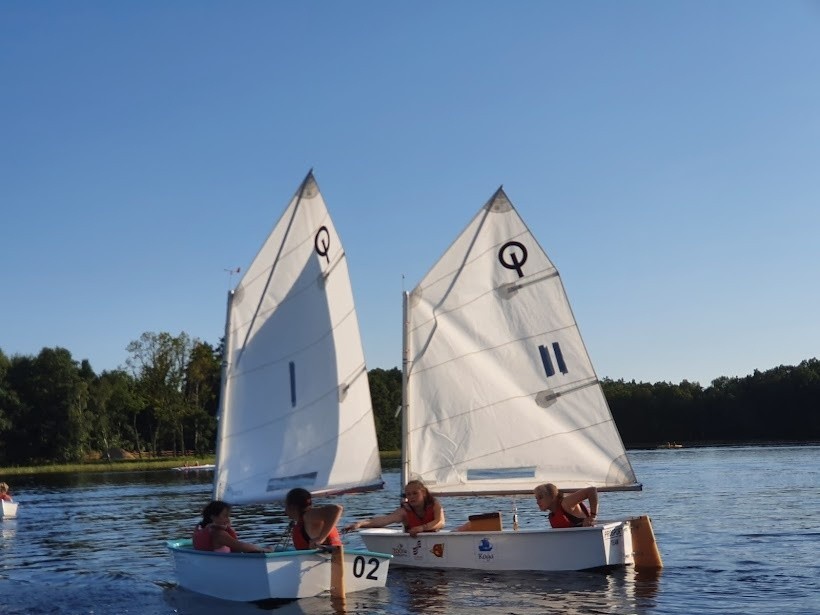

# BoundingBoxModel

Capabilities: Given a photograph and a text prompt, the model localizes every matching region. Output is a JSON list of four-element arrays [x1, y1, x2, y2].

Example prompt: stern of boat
[[0, 501, 18, 519]]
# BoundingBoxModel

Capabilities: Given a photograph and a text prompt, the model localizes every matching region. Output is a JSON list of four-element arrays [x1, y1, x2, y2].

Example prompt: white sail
[[403, 187, 638, 495], [213, 171, 382, 504]]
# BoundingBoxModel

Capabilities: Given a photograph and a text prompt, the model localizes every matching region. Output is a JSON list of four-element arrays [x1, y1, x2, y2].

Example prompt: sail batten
[[214, 171, 383, 505], [403, 188, 638, 496]]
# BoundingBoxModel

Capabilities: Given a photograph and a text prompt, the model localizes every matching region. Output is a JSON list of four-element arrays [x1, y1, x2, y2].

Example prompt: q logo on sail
[[498, 241, 528, 278], [315, 226, 331, 264]]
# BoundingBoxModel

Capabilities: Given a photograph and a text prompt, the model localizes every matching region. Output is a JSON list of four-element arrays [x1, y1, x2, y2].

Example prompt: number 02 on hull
[[168, 540, 391, 601]]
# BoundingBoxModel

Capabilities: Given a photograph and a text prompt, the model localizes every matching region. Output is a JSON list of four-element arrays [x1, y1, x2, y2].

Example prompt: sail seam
[[411, 323, 581, 376], [409, 266, 560, 337], [228, 305, 359, 380], [412, 416, 618, 475], [223, 360, 370, 439]]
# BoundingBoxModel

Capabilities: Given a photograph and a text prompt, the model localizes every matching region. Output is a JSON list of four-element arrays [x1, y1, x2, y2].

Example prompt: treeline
[[1, 333, 818, 465], [0, 332, 221, 465], [603, 359, 820, 446]]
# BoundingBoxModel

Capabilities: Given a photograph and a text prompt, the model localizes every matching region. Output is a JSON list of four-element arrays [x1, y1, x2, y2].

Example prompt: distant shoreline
[[1, 443, 817, 477], [0, 450, 401, 477], [628, 440, 820, 450]]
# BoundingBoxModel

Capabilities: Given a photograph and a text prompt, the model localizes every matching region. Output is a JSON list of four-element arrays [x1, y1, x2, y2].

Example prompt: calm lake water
[[1, 445, 818, 614]]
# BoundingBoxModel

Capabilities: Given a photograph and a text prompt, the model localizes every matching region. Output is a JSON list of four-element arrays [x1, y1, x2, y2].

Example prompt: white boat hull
[[359, 521, 633, 571], [167, 539, 391, 601], [0, 501, 17, 519]]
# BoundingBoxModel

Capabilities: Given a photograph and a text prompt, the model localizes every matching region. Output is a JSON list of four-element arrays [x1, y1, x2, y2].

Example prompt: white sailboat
[[0, 500, 18, 519], [359, 186, 661, 572], [167, 171, 392, 601]]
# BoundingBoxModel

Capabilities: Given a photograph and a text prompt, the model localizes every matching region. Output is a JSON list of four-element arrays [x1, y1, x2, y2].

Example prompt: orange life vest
[[292, 522, 342, 550], [403, 502, 435, 531], [192, 524, 238, 551], [549, 502, 589, 528]]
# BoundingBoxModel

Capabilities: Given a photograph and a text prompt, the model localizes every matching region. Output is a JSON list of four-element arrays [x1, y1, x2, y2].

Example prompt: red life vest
[[292, 522, 342, 550], [402, 502, 435, 531], [192, 524, 238, 551], [549, 502, 589, 528]]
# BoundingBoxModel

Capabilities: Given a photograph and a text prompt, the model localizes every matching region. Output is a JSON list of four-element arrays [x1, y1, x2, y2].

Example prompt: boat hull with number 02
[[167, 539, 390, 601]]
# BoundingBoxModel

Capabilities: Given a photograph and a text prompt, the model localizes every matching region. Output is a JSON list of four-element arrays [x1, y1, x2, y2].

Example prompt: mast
[[212, 289, 234, 500], [400, 290, 410, 495]]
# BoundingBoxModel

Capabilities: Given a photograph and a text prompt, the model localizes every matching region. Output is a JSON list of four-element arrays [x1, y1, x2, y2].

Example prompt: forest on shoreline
[[1, 331, 818, 466]]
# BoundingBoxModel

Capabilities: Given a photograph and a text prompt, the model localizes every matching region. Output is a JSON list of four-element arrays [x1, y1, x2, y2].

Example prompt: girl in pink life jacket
[[192, 500, 272, 553], [285, 488, 343, 550], [534, 483, 598, 528], [0, 482, 12, 502], [344, 479, 445, 538]]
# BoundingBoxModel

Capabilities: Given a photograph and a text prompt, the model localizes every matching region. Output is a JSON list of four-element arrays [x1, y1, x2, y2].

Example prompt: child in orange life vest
[[284, 488, 343, 549], [344, 479, 445, 538], [534, 483, 598, 528], [0, 482, 12, 502], [192, 500, 272, 553]]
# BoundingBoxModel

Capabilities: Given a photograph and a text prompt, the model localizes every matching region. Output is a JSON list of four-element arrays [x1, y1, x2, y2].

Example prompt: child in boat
[[192, 500, 272, 553], [284, 488, 343, 549], [344, 479, 445, 537], [534, 483, 598, 528], [0, 482, 12, 502]]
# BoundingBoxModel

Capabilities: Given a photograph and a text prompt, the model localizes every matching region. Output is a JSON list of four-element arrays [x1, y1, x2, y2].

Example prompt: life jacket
[[292, 521, 342, 550], [549, 502, 589, 528], [0, 494, 12, 502], [193, 523, 238, 552], [402, 502, 435, 532]]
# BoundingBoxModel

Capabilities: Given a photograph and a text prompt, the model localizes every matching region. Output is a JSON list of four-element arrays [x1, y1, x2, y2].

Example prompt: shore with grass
[[0, 449, 402, 477]]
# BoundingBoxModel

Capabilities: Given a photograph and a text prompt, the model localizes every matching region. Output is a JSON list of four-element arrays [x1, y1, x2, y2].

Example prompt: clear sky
[[2, 2, 819, 387]]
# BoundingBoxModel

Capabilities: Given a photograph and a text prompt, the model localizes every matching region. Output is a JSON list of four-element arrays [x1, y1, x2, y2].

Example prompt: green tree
[[87, 369, 141, 460], [183, 341, 220, 453], [5, 347, 89, 462], [368, 367, 402, 451], [126, 331, 196, 455]]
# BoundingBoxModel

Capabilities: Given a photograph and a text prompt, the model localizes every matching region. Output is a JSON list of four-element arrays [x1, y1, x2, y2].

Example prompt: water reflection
[[392, 568, 451, 613], [2, 446, 818, 614]]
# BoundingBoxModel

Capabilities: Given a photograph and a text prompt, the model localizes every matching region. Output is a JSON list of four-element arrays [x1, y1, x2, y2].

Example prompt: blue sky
[[2, 1, 819, 386]]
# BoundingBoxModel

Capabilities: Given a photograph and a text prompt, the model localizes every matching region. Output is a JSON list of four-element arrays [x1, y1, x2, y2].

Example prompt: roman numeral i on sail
[[539, 343, 568, 377]]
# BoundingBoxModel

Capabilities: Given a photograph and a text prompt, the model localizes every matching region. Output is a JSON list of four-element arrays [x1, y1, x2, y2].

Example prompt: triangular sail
[[403, 187, 638, 496], [214, 171, 382, 504]]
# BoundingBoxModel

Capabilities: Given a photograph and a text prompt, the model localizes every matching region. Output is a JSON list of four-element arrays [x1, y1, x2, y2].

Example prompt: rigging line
[[273, 521, 295, 551], [235, 172, 313, 368]]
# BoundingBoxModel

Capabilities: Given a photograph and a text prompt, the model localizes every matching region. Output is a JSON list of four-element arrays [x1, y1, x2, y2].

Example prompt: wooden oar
[[630, 515, 663, 570], [330, 544, 347, 610]]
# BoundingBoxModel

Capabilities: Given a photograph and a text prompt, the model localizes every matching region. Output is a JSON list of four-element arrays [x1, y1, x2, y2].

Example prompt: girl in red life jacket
[[534, 483, 598, 528], [192, 500, 272, 553], [0, 482, 13, 502], [285, 488, 343, 550], [344, 479, 445, 538]]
